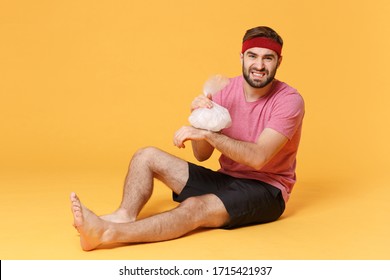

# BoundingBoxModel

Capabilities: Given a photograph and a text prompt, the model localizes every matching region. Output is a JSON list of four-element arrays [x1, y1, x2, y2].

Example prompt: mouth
[[252, 71, 266, 78], [250, 69, 267, 79]]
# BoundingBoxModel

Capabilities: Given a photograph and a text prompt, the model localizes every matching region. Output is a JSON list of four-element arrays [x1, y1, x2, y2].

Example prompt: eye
[[246, 52, 257, 59]]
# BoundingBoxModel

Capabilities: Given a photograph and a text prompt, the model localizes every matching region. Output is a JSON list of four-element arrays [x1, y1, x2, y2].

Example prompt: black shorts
[[173, 163, 285, 229]]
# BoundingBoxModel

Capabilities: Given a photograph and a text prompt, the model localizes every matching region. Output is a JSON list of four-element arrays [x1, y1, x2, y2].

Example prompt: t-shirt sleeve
[[266, 93, 305, 140], [212, 90, 222, 104], [210, 81, 229, 107]]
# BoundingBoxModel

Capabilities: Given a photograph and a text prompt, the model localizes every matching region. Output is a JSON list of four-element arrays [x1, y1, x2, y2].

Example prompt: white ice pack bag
[[188, 75, 232, 132]]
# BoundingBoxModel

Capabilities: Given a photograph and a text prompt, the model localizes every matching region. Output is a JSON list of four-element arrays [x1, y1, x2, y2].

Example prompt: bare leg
[[101, 147, 189, 223], [71, 192, 229, 251]]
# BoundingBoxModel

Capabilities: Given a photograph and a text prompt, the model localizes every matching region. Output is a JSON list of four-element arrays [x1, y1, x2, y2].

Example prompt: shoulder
[[227, 75, 244, 88], [272, 80, 304, 108], [212, 75, 243, 104]]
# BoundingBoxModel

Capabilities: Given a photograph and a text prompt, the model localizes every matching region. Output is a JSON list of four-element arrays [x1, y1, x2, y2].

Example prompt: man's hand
[[173, 126, 210, 148], [190, 93, 213, 112]]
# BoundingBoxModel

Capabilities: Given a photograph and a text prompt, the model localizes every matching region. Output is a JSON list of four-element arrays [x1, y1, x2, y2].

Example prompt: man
[[70, 26, 305, 251]]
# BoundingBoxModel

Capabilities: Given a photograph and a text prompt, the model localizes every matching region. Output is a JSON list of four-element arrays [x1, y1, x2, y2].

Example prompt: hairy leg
[[101, 147, 189, 223], [71, 192, 229, 251]]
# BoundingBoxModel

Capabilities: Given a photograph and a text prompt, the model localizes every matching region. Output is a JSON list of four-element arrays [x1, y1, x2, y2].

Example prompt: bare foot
[[70, 192, 111, 251]]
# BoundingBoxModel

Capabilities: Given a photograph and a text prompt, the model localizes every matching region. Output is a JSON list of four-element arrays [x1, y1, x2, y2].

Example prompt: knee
[[180, 196, 206, 213], [132, 146, 162, 163], [179, 195, 230, 228], [178, 197, 207, 226]]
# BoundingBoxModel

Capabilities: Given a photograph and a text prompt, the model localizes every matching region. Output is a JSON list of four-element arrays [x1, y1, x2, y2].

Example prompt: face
[[241, 47, 281, 88]]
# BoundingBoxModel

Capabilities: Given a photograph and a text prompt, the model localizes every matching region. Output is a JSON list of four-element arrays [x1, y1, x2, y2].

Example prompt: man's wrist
[[204, 130, 220, 147]]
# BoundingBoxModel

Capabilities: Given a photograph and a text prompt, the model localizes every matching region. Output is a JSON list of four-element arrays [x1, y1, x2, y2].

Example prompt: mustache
[[249, 66, 268, 73]]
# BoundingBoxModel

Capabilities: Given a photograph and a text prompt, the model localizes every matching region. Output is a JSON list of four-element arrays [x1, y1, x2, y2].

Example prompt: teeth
[[252, 72, 265, 77]]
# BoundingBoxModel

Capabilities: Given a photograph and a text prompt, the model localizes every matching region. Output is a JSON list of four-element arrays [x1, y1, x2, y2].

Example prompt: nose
[[253, 58, 265, 69]]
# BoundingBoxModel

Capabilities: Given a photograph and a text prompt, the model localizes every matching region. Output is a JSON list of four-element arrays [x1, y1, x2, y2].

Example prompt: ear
[[240, 52, 244, 64], [277, 55, 283, 68]]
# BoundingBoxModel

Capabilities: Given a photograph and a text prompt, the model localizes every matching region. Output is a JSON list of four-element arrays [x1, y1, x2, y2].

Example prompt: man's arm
[[174, 126, 215, 161], [191, 140, 215, 161], [184, 93, 216, 161], [205, 128, 288, 170], [174, 126, 288, 169]]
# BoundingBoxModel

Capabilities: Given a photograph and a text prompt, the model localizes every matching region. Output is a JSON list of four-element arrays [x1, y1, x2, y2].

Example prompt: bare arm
[[205, 128, 288, 170], [174, 126, 288, 170], [178, 81, 287, 164], [187, 93, 215, 161], [191, 140, 214, 161], [174, 126, 215, 161]]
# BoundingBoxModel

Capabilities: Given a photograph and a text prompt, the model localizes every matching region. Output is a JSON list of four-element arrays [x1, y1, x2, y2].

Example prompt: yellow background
[[1, 0, 389, 259]]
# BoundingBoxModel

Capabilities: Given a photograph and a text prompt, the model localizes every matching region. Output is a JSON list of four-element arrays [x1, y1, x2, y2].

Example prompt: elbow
[[195, 154, 211, 162], [192, 142, 214, 162], [248, 155, 267, 170], [250, 162, 265, 171]]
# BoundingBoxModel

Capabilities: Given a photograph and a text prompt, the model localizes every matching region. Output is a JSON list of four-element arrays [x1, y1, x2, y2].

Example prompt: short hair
[[242, 26, 283, 47]]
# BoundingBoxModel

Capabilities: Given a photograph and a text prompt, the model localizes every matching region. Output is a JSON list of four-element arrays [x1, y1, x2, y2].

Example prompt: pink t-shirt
[[213, 76, 305, 202]]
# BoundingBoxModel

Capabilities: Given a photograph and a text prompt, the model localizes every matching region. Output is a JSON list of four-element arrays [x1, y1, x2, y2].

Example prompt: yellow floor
[[0, 167, 389, 260]]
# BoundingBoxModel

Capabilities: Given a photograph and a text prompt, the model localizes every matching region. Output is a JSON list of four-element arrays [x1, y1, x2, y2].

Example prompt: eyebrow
[[246, 51, 276, 59], [246, 51, 258, 56]]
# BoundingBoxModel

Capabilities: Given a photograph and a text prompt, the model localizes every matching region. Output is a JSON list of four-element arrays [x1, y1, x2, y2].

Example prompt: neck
[[243, 79, 275, 102]]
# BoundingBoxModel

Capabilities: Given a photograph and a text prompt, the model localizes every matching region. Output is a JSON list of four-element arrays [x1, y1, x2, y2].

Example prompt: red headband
[[242, 37, 282, 57]]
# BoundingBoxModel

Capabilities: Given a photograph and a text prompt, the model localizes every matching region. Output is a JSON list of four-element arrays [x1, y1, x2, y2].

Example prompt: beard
[[242, 63, 277, 88]]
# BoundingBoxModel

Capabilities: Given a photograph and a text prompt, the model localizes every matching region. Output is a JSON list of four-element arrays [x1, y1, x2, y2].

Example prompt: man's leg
[[71, 192, 230, 251], [100, 147, 189, 223]]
